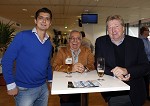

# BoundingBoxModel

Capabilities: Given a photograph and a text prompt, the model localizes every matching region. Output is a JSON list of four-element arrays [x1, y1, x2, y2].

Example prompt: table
[[51, 70, 130, 106]]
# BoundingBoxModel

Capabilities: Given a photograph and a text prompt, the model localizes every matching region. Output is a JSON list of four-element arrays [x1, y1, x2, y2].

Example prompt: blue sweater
[[2, 30, 53, 88]]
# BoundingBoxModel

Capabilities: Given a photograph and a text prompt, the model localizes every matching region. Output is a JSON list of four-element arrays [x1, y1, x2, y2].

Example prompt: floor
[[0, 86, 150, 106]]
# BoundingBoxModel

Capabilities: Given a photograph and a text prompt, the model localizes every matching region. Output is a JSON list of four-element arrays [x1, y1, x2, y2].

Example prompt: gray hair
[[106, 15, 125, 27], [68, 30, 82, 41]]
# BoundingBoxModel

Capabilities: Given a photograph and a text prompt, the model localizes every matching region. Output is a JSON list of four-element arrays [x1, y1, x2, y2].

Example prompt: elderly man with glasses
[[53, 30, 95, 106]]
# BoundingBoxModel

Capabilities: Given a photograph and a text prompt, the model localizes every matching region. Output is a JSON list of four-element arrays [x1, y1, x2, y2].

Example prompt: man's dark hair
[[80, 31, 85, 37], [35, 7, 52, 20], [140, 26, 149, 35]]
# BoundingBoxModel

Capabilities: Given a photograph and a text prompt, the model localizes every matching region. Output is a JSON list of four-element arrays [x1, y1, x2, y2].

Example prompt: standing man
[[2, 7, 53, 106], [95, 15, 149, 106], [140, 26, 150, 100]]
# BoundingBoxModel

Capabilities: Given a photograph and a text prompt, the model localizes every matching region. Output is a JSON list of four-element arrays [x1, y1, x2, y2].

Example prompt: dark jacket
[[95, 35, 149, 106]]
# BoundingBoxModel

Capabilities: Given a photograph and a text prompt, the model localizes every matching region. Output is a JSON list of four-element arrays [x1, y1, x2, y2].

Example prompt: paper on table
[[68, 80, 100, 88]]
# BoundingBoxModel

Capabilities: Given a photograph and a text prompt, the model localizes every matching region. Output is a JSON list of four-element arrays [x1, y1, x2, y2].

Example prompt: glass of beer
[[97, 57, 105, 77], [65, 57, 73, 77]]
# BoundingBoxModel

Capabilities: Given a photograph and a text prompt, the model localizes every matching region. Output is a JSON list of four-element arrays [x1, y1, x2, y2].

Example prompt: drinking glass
[[65, 57, 72, 77], [97, 57, 105, 78]]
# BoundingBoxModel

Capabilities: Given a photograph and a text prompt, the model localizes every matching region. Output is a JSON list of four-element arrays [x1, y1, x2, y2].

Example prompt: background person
[[140, 26, 150, 100], [53, 30, 95, 106], [2, 7, 53, 106], [95, 15, 149, 106], [80, 31, 94, 53]]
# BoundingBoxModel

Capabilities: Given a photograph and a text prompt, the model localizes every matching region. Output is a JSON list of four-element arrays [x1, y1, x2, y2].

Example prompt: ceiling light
[[85, 10, 89, 12], [65, 26, 67, 29], [22, 9, 27, 12], [30, 15, 34, 18]]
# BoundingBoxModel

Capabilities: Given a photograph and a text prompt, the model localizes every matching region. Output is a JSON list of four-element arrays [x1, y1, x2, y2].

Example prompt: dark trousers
[[60, 94, 81, 106], [144, 75, 150, 98], [60, 102, 80, 106], [144, 61, 150, 99], [108, 95, 133, 106]]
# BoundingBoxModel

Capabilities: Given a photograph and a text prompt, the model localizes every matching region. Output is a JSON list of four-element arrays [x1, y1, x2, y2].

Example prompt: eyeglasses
[[37, 16, 51, 21], [69, 37, 82, 42]]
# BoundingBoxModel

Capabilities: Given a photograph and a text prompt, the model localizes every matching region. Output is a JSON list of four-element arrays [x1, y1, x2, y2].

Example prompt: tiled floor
[[0, 85, 150, 106]]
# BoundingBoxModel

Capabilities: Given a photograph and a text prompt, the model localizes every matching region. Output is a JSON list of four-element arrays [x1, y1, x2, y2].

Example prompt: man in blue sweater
[[2, 7, 53, 106]]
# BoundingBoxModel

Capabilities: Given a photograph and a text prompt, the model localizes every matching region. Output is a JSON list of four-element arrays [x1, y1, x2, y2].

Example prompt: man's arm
[[2, 32, 23, 92]]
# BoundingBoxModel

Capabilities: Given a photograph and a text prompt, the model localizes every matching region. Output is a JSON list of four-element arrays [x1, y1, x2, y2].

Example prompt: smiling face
[[34, 12, 52, 31], [69, 31, 82, 51], [107, 19, 125, 42]]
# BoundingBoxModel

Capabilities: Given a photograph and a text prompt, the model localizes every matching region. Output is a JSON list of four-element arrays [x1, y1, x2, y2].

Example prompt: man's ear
[[34, 19, 37, 24], [49, 21, 52, 26]]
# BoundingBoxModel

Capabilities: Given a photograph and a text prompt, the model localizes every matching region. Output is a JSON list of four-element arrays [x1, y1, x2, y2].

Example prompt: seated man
[[53, 30, 95, 106]]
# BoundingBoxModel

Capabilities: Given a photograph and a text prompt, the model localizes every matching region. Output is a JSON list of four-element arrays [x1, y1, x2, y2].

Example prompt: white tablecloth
[[51, 70, 130, 95]]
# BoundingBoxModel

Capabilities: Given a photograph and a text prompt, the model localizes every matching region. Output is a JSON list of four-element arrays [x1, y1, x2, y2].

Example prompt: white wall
[[82, 24, 106, 46], [129, 27, 138, 38]]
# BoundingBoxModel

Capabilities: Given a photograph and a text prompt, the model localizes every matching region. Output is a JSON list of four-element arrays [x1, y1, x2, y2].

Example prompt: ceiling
[[0, 0, 150, 34]]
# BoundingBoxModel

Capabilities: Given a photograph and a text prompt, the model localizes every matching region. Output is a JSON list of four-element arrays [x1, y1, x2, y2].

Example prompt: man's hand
[[48, 82, 52, 94], [111, 66, 128, 77], [49, 82, 52, 89], [117, 74, 130, 81], [111, 66, 130, 81], [72, 63, 84, 73], [7, 87, 18, 96]]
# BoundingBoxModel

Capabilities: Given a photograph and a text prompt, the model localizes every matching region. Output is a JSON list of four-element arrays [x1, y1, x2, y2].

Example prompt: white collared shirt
[[32, 27, 49, 44], [111, 36, 125, 46]]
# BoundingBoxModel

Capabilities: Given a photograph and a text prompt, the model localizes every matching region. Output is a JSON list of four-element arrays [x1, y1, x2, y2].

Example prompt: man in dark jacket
[[95, 15, 149, 106]]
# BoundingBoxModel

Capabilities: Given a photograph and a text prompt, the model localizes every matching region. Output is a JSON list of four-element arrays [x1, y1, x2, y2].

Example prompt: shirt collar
[[140, 35, 149, 40], [111, 36, 125, 46], [70, 48, 81, 56], [32, 27, 49, 44], [70, 48, 81, 64]]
